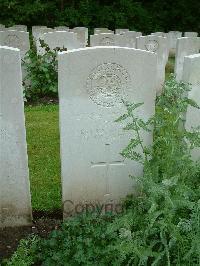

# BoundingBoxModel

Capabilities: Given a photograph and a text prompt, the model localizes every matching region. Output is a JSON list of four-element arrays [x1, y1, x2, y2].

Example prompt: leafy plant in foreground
[[111, 75, 200, 265], [5, 76, 200, 265], [23, 39, 67, 101]]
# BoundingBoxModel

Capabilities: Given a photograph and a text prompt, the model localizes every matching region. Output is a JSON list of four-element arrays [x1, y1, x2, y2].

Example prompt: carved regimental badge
[[145, 40, 159, 52], [86, 63, 131, 107]]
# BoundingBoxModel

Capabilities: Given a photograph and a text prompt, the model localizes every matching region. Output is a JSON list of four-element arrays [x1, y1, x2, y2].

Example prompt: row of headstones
[[0, 45, 199, 227], [33, 27, 198, 55], [1, 24, 198, 38], [1, 26, 199, 95], [0, 24, 199, 56], [0, 26, 89, 58]]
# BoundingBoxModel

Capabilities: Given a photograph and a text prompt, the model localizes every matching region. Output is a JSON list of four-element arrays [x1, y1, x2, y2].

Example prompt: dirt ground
[[0, 210, 62, 262]]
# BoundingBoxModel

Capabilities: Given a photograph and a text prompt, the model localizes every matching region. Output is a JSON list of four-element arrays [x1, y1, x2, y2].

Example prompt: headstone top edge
[[59, 46, 157, 55], [185, 53, 200, 59], [0, 46, 20, 52]]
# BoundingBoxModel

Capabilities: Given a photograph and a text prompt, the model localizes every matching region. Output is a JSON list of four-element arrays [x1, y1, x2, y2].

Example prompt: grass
[[25, 57, 175, 212], [165, 56, 175, 80], [25, 104, 61, 211]]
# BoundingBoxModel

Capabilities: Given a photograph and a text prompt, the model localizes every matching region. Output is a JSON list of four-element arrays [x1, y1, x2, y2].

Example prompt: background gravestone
[[32, 25, 47, 31], [151, 32, 168, 37], [55, 26, 69, 31], [58, 47, 157, 217], [115, 29, 129, 34], [36, 31, 81, 55], [0, 30, 30, 58], [137, 35, 169, 94], [167, 31, 182, 55], [0, 24, 5, 31], [32, 27, 54, 42], [0, 46, 32, 227], [70, 27, 88, 47], [121, 31, 142, 48], [90, 33, 128, 47], [182, 53, 200, 161], [174, 37, 200, 81], [94, 28, 114, 34], [7, 25, 27, 32], [184, 32, 198, 37]]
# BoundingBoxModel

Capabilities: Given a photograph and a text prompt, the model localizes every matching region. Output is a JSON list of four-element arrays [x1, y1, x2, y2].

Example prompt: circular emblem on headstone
[[86, 63, 131, 107], [4, 34, 21, 49], [100, 37, 115, 46], [145, 40, 159, 52]]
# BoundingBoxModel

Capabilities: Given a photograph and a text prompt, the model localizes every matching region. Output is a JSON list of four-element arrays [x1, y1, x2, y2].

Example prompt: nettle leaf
[[115, 113, 129, 122], [123, 122, 138, 131], [125, 138, 141, 149], [121, 149, 143, 162], [137, 119, 151, 132], [124, 101, 144, 111]]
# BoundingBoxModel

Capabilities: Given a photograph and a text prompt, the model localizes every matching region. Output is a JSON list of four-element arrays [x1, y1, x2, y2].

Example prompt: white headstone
[[32, 27, 54, 41], [121, 31, 142, 48], [36, 31, 81, 55], [115, 29, 129, 34], [136, 35, 169, 94], [90, 33, 127, 47], [0, 46, 32, 227], [184, 32, 198, 37], [70, 27, 88, 47], [175, 37, 200, 81], [0, 24, 5, 31], [151, 32, 167, 38], [182, 53, 200, 161], [167, 31, 182, 55], [8, 25, 27, 32], [0, 30, 30, 58], [58, 47, 157, 217], [94, 28, 114, 34], [55, 26, 69, 31], [32, 25, 47, 31]]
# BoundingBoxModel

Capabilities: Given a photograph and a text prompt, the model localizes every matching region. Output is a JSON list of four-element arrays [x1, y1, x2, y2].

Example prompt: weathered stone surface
[[32, 25, 47, 31], [36, 31, 81, 55], [136, 35, 169, 94], [58, 47, 157, 217], [0, 46, 32, 227], [90, 33, 128, 47], [94, 28, 114, 34], [121, 31, 142, 48], [7, 25, 27, 32], [70, 27, 88, 47], [0, 30, 30, 58], [184, 32, 198, 37], [0, 24, 5, 31], [167, 31, 182, 55], [115, 29, 129, 34], [175, 37, 200, 81], [32, 27, 54, 41], [151, 32, 168, 37], [55, 26, 69, 31], [182, 53, 200, 161]]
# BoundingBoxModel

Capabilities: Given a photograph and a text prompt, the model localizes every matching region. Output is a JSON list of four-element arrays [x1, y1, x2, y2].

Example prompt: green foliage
[[32, 214, 122, 265], [2, 235, 39, 266], [111, 75, 200, 265], [23, 39, 66, 101], [6, 77, 200, 265], [0, 0, 199, 33], [25, 104, 61, 211]]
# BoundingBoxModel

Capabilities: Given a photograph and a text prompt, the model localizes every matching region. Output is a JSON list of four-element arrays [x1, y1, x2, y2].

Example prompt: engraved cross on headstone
[[91, 143, 125, 195]]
